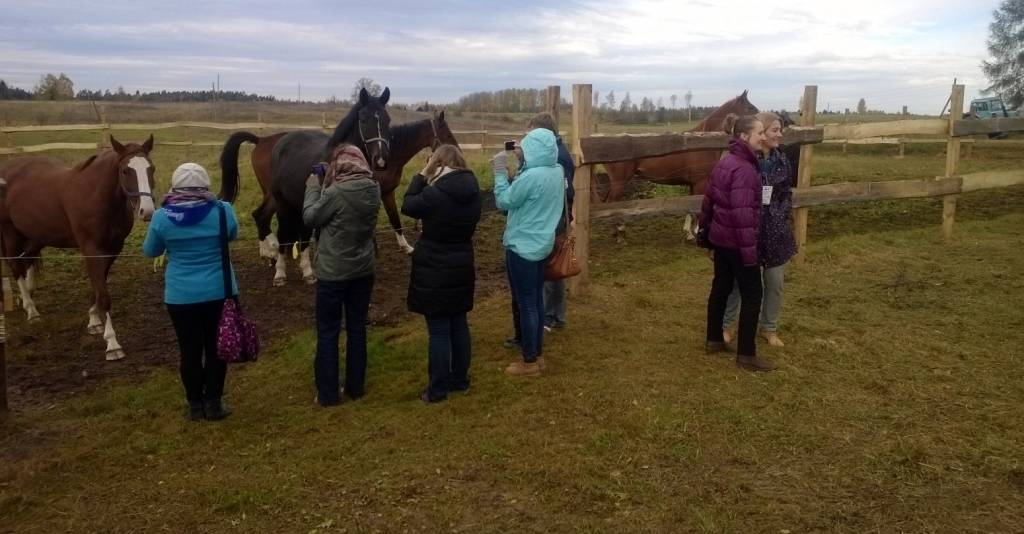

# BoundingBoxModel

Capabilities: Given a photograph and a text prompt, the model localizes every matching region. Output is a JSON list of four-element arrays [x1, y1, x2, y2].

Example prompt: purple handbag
[[215, 203, 260, 363]]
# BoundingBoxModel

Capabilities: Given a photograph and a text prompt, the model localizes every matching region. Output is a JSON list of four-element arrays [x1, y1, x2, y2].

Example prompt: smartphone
[[504, 140, 516, 151]]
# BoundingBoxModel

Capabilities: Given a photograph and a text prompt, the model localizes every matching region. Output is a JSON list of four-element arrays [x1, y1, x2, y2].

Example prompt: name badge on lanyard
[[762, 185, 773, 206]]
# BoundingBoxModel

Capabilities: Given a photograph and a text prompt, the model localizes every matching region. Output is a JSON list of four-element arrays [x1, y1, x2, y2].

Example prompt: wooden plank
[[592, 196, 702, 219], [569, 84, 593, 295], [960, 169, 1024, 192], [943, 85, 964, 240], [546, 86, 560, 127], [952, 117, 1024, 137], [793, 85, 817, 265], [823, 119, 947, 140], [0, 142, 101, 155], [1, 123, 108, 133], [580, 132, 728, 164]]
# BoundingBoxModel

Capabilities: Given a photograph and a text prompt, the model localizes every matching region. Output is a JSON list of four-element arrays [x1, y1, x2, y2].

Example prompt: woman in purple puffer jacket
[[697, 114, 775, 371]]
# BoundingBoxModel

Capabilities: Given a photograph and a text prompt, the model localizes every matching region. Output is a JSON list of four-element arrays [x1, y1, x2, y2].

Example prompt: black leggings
[[706, 248, 763, 356], [167, 300, 227, 403]]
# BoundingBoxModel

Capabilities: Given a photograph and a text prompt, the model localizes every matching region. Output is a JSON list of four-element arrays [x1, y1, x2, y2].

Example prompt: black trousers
[[706, 247, 763, 356], [315, 275, 374, 405], [167, 300, 227, 403]]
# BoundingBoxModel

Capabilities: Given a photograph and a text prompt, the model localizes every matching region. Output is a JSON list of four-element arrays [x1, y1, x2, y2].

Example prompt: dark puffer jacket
[[697, 139, 762, 266], [402, 169, 482, 316]]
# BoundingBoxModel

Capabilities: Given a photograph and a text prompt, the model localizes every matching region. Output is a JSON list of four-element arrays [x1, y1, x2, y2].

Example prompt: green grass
[[2, 103, 1024, 532]]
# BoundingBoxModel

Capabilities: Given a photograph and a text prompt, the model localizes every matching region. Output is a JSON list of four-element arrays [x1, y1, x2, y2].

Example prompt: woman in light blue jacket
[[143, 163, 239, 421], [492, 127, 564, 376]]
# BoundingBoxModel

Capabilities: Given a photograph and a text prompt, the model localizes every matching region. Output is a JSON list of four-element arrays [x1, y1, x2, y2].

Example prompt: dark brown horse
[[219, 110, 459, 266], [0, 136, 156, 360]]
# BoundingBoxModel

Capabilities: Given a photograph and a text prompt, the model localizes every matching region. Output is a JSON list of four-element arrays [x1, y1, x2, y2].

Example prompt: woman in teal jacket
[[143, 163, 239, 421], [492, 127, 564, 376]]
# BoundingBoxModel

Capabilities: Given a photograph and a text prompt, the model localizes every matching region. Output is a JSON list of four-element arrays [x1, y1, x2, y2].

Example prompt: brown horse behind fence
[[218, 110, 459, 267], [0, 136, 156, 360]]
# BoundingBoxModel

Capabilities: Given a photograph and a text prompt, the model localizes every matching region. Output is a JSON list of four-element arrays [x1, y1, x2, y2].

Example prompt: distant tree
[[350, 77, 382, 102], [684, 90, 692, 109], [857, 98, 867, 113], [605, 90, 616, 110], [34, 73, 74, 101], [0, 79, 32, 100], [670, 94, 678, 109], [619, 92, 632, 113], [593, 90, 600, 109], [981, 0, 1024, 109]]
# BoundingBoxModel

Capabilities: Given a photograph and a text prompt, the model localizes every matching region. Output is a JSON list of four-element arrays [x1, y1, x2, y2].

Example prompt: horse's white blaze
[[128, 156, 155, 218], [103, 312, 125, 360], [396, 232, 414, 254], [16, 276, 39, 320], [274, 252, 287, 285]]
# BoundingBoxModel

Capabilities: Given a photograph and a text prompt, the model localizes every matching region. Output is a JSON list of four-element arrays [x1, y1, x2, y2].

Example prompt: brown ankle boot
[[736, 354, 776, 372], [505, 360, 541, 377], [705, 341, 728, 356]]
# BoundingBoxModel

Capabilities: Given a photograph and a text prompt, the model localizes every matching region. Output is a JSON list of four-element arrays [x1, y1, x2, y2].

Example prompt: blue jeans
[[315, 275, 373, 405], [543, 279, 567, 326], [425, 313, 472, 401], [724, 263, 786, 332], [506, 249, 545, 362]]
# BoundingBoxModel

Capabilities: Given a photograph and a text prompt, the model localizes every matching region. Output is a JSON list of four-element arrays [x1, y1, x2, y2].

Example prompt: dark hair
[[723, 113, 763, 139], [527, 112, 558, 134]]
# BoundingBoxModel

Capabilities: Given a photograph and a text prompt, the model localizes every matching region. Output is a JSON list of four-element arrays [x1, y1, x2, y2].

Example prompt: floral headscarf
[[327, 144, 373, 186]]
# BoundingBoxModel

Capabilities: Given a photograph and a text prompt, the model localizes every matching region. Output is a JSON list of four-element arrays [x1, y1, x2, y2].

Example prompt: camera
[[504, 140, 516, 151]]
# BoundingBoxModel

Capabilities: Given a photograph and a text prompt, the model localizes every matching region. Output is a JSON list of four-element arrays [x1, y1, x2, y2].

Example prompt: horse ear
[[438, 109, 445, 122], [741, 89, 749, 99], [359, 87, 369, 105], [379, 87, 390, 106], [142, 134, 154, 153], [110, 135, 126, 155]]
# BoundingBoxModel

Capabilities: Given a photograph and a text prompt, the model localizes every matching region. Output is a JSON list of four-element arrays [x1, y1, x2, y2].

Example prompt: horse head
[[110, 134, 156, 221], [356, 86, 392, 170], [698, 90, 761, 132], [431, 110, 460, 150]]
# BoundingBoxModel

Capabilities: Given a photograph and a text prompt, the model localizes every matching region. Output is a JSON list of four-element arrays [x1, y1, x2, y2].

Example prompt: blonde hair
[[723, 113, 763, 139], [755, 112, 782, 130], [527, 112, 558, 134], [423, 144, 467, 180]]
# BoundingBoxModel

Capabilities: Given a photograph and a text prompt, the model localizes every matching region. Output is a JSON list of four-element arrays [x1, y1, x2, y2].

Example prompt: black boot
[[186, 401, 205, 421], [203, 398, 232, 421]]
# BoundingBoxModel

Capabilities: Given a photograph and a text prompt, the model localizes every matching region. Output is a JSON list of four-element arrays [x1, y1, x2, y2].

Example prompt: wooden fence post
[[568, 84, 593, 295], [0, 176, 7, 415], [793, 85, 818, 265], [480, 131, 487, 152], [546, 85, 561, 126], [99, 107, 110, 148], [897, 140, 905, 158], [321, 112, 327, 131], [943, 84, 965, 240]]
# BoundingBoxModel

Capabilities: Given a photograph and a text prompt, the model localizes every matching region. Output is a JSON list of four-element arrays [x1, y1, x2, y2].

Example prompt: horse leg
[[2, 228, 40, 321], [15, 275, 40, 321], [683, 213, 696, 241], [299, 227, 315, 285], [253, 195, 278, 262], [85, 256, 124, 360], [382, 189, 413, 254]]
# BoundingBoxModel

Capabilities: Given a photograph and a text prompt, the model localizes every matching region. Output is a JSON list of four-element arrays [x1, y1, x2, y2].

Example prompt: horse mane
[[74, 155, 99, 172], [696, 91, 758, 132], [327, 104, 362, 149], [390, 118, 430, 148]]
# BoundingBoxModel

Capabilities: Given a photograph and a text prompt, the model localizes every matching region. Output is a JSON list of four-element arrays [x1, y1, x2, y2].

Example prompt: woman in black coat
[[402, 144, 482, 403]]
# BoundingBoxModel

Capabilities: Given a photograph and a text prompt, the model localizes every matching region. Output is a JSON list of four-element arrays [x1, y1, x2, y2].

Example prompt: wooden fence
[[0, 117, 563, 156], [567, 83, 1024, 293]]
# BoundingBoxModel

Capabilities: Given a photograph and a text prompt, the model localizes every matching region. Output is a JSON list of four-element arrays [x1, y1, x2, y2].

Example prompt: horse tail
[[218, 131, 260, 203]]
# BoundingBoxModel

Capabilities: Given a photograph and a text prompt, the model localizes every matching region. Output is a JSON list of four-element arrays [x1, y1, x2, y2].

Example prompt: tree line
[[0, 74, 278, 103]]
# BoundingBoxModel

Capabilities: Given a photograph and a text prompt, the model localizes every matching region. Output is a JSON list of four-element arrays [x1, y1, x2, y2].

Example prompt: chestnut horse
[[219, 109, 458, 263], [602, 91, 759, 237], [0, 136, 156, 360], [219, 87, 392, 286]]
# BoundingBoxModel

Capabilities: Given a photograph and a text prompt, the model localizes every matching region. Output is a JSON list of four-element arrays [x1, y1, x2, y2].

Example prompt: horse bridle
[[429, 117, 441, 151], [117, 155, 154, 214], [359, 112, 390, 156]]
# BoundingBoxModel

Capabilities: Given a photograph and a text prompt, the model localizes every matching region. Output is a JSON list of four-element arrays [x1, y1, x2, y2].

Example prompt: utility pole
[[298, 83, 302, 103]]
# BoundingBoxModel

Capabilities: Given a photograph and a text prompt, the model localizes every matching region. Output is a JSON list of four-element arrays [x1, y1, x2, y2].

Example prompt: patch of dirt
[[4, 221, 510, 411]]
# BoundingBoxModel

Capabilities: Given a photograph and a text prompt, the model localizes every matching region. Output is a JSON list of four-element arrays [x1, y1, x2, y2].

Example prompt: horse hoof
[[273, 278, 286, 287], [105, 349, 126, 361], [88, 325, 104, 336], [303, 276, 316, 285]]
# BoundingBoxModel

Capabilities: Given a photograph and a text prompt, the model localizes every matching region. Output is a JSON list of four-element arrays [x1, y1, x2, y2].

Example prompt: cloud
[[0, 0, 1000, 112]]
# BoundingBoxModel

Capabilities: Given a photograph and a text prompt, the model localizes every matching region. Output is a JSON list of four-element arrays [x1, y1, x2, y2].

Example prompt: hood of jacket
[[433, 169, 480, 204], [520, 128, 558, 170]]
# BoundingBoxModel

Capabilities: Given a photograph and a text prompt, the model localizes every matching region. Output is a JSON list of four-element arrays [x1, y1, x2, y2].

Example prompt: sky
[[0, 0, 1003, 113]]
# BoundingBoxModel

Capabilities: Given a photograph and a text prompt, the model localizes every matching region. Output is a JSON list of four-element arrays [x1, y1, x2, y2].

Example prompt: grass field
[[1, 102, 1023, 532]]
